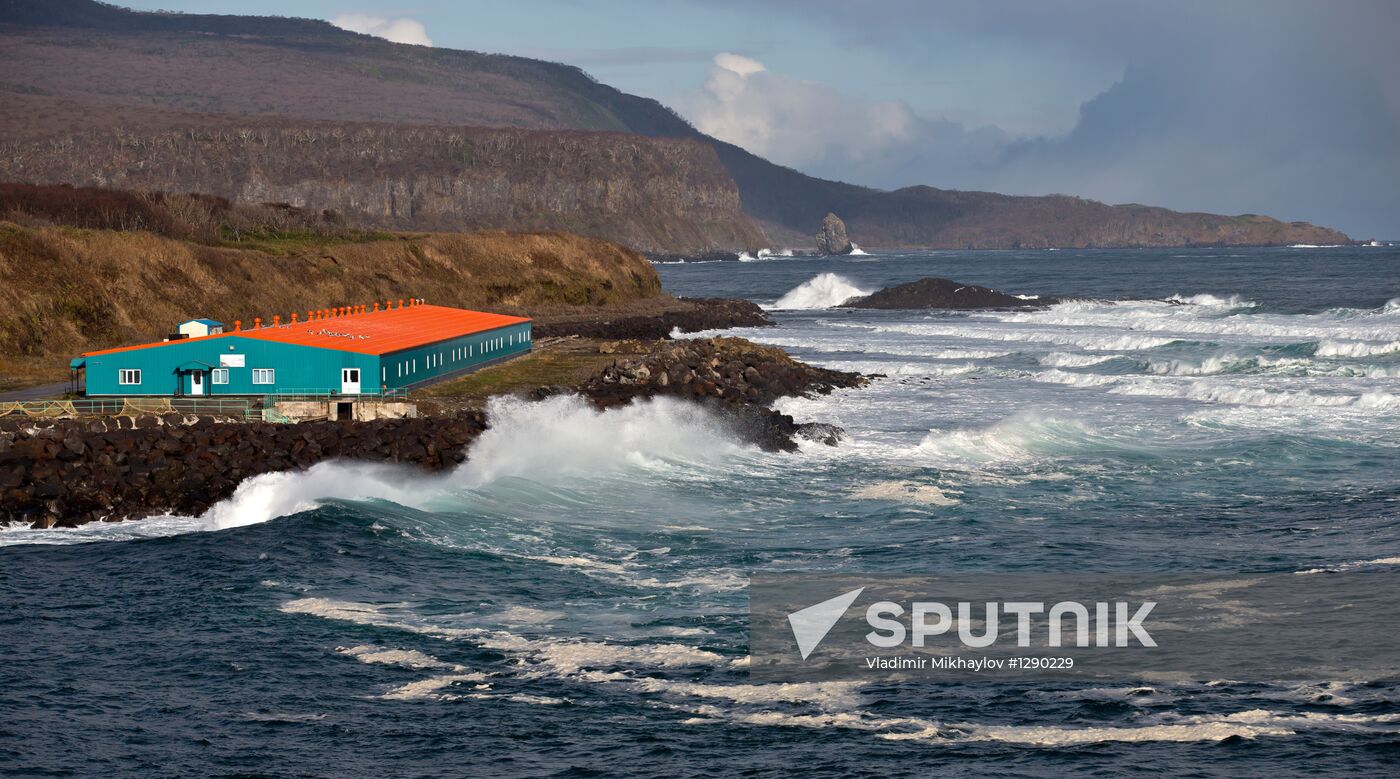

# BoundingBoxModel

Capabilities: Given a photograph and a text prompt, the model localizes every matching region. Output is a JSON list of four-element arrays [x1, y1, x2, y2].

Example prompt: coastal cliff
[[0, 127, 768, 254], [0, 1, 1352, 251]]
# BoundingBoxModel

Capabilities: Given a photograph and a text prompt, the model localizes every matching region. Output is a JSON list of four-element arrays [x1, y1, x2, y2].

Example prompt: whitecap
[[851, 480, 960, 506], [766, 273, 871, 310]]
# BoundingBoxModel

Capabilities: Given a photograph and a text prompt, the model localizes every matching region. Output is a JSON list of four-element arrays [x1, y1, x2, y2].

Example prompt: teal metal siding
[[380, 322, 533, 391], [82, 336, 377, 397]]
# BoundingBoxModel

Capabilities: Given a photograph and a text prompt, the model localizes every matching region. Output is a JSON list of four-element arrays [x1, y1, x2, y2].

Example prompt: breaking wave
[[767, 273, 871, 310], [916, 415, 1120, 464], [1166, 293, 1258, 308], [8, 395, 749, 546], [1314, 339, 1400, 358]]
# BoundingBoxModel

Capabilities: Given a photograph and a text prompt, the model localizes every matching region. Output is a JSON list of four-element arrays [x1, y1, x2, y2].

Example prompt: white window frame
[[118, 368, 141, 385], [211, 368, 229, 385], [252, 368, 275, 385]]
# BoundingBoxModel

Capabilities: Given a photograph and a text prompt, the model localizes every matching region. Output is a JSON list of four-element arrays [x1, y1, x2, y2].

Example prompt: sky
[[120, 1, 1400, 238]]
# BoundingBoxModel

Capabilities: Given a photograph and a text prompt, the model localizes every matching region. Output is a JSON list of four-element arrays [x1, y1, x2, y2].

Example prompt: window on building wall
[[252, 369, 274, 384], [118, 368, 141, 385], [212, 369, 229, 384]]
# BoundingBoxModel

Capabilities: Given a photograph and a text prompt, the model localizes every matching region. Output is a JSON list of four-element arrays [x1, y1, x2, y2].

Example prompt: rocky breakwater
[[576, 337, 866, 451], [2, 337, 864, 529], [0, 413, 487, 529]]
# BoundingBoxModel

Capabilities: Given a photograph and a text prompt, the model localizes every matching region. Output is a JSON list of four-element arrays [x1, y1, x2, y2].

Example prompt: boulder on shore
[[843, 277, 1057, 310], [815, 213, 854, 255]]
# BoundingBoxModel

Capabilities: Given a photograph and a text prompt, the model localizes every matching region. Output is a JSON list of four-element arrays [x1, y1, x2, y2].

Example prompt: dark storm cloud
[[685, 0, 1400, 237]]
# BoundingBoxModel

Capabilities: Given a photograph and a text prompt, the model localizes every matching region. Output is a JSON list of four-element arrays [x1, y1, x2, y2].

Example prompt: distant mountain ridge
[[0, 0, 1352, 249]]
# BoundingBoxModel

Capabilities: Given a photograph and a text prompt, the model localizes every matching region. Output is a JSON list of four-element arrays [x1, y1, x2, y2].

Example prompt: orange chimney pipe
[[398, 299, 405, 309], [253, 317, 262, 329], [234, 320, 242, 332], [273, 315, 281, 327], [290, 313, 298, 324]]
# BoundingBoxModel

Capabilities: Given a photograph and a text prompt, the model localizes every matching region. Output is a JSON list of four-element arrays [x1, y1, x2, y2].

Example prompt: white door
[[190, 371, 205, 396], [341, 368, 361, 395]]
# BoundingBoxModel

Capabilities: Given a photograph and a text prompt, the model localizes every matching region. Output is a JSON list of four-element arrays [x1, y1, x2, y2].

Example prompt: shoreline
[[1, 315, 864, 529]]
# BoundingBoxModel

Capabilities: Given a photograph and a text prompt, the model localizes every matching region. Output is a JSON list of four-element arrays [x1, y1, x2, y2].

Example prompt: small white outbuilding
[[177, 318, 224, 339]]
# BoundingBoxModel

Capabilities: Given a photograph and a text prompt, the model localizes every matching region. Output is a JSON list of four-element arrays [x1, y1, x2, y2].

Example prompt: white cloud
[[331, 13, 433, 47], [681, 53, 1004, 186], [712, 52, 766, 78]]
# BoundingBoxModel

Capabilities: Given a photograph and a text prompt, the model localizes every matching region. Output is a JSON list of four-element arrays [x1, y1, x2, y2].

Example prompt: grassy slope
[[417, 338, 654, 411], [0, 223, 663, 383]]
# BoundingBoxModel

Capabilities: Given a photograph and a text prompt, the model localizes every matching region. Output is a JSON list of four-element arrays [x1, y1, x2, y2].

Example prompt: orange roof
[[83, 304, 531, 358]]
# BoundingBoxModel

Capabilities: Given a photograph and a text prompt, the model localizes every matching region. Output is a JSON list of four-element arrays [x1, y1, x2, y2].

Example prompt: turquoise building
[[72, 301, 532, 397]]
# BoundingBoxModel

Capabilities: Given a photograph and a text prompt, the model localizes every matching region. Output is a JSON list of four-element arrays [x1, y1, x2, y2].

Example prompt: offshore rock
[[844, 277, 1058, 310], [815, 213, 854, 255]]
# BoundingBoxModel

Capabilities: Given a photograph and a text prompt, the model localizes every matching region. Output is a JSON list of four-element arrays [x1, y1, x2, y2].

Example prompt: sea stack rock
[[815, 213, 854, 255]]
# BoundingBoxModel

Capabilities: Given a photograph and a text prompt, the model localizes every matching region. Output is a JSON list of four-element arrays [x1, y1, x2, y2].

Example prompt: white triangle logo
[[787, 587, 865, 660]]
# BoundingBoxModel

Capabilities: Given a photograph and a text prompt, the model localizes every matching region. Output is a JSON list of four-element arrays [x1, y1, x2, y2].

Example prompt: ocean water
[[3, 246, 1399, 777]]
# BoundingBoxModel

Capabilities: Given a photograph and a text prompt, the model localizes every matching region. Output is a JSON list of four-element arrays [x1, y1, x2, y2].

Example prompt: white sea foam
[[289, 596, 1400, 746], [767, 273, 871, 310], [672, 703, 1391, 745], [339, 645, 456, 669], [1166, 293, 1257, 308], [736, 251, 757, 262], [847, 243, 870, 256], [851, 480, 960, 506], [380, 672, 489, 701], [1295, 556, 1400, 575]]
